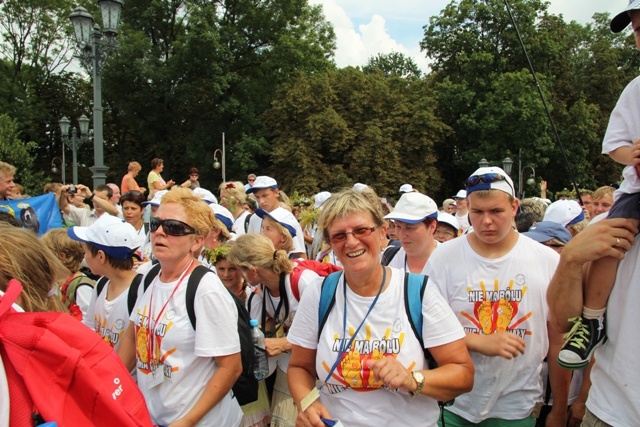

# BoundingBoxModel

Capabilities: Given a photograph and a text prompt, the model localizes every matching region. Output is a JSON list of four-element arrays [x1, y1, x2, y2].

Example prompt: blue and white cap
[[246, 176, 278, 194], [142, 190, 167, 207], [255, 208, 297, 238], [611, 0, 640, 33], [543, 199, 584, 227], [466, 167, 515, 198], [384, 192, 438, 224], [524, 221, 572, 244], [209, 203, 234, 233], [68, 214, 141, 260], [193, 187, 218, 204]]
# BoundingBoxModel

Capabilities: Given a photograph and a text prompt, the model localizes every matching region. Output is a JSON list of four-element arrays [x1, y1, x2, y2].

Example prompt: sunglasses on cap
[[149, 217, 196, 236], [465, 173, 514, 192]]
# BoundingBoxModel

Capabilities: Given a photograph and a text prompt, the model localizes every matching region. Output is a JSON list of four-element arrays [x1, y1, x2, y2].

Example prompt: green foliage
[[0, 114, 43, 194], [362, 52, 422, 79]]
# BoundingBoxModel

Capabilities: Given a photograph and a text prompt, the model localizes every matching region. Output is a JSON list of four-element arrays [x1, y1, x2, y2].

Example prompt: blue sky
[[309, 0, 629, 72]]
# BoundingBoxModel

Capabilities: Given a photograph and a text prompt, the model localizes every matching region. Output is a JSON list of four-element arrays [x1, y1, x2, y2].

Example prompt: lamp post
[[212, 132, 226, 182], [60, 115, 91, 185], [485, 150, 535, 198], [51, 157, 65, 184], [69, 0, 123, 188]]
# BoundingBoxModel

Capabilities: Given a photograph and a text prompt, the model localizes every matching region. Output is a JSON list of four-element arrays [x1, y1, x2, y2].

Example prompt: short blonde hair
[[228, 233, 293, 275], [218, 181, 247, 204], [128, 161, 142, 172], [0, 223, 66, 312], [592, 186, 615, 201], [318, 188, 384, 243], [41, 229, 85, 273], [0, 161, 16, 176], [160, 187, 214, 236]]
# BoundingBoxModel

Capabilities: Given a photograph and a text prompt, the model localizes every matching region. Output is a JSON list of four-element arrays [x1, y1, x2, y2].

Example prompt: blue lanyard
[[319, 266, 387, 391]]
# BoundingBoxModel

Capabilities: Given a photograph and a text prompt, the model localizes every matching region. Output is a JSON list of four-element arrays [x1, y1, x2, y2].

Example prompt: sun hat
[[314, 191, 332, 209], [245, 176, 278, 194], [352, 183, 368, 193], [452, 190, 467, 199], [442, 198, 456, 209], [523, 221, 572, 244], [193, 187, 218, 204], [399, 184, 415, 193], [543, 199, 584, 227], [437, 212, 460, 231], [209, 203, 234, 233], [255, 208, 298, 237], [142, 190, 168, 207], [68, 214, 141, 260], [466, 167, 515, 198], [384, 192, 438, 224], [610, 0, 640, 33]]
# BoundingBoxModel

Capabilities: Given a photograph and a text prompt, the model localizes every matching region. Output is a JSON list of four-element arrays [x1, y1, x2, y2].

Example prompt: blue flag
[[0, 193, 63, 236]]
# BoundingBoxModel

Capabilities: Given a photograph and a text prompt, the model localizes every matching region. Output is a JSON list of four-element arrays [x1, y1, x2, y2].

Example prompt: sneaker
[[557, 316, 606, 369]]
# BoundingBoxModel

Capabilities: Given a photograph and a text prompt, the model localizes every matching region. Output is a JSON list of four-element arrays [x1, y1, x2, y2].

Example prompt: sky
[[308, 0, 630, 72]]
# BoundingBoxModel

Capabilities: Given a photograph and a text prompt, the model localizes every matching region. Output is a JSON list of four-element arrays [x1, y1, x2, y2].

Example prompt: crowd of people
[[1, 3, 640, 426]]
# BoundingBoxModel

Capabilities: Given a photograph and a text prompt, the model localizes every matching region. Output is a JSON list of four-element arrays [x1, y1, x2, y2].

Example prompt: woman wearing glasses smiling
[[286, 188, 473, 427], [118, 187, 243, 427]]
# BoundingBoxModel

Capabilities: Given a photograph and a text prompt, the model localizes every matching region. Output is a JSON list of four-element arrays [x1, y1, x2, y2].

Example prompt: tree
[[362, 52, 422, 79], [0, 114, 43, 194]]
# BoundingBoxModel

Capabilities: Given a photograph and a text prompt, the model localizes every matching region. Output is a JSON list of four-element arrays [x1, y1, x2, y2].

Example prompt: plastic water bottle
[[250, 319, 269, 380]]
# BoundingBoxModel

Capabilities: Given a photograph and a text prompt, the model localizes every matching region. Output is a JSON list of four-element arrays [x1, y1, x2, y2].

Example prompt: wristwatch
[[409, 370, 424, 398]]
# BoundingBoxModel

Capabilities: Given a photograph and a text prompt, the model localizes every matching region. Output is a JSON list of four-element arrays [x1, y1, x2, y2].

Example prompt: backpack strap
[[317, 271, 342, 340], [247, 289, 257, 320], [126, 274, 144, 315], [0, 279, 22, 316], [144, 222, 149, 235], [290, 265, 303, 302], [244, 213, 253, 233], [381, 245, 401, 266], [95, 276, 109, 298], [185, 265, 210, 329]]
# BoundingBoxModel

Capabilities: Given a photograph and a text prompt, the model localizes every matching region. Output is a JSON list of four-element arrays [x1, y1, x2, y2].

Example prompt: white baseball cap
[[142, 190, 168, 207], [399, 184, 415, 193], [246, 176, 278, 194], [452, 189, 467, 199], [543, 199, 584, 227], [255, 208, 298, 237], [68, 214, 141, 260], [611, 0, 640, 33], [193, 187, 218, 204], [437, 212, 460, 231], [314, 191, 332, 209], [466, 167, 515, 198], [384, 192, 438, 224], [209, 203, 234, 233]]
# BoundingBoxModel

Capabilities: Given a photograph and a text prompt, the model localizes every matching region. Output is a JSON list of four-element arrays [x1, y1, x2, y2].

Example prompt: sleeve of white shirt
[[76, 284, 94, 323], [421, 283, 465, 349], [194, 272, 240, 357]]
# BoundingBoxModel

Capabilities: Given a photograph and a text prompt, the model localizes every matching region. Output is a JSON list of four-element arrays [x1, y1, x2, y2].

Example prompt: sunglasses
[[149, 217, 196, 236], [329, 226, 379, 244]]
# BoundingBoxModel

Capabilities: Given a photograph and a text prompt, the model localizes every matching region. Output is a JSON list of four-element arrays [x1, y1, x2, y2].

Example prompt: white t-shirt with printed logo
[[130, 269, 242, 427], [425, 234, 559, 423], [288, 267, 465, 426], [83, 280, 130, 351]]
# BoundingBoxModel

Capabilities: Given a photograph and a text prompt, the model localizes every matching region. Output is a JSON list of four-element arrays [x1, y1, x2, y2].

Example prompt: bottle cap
[[249, 319, 258, 327]]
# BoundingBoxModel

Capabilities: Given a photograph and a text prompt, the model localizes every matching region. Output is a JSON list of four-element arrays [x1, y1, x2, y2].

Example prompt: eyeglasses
[[190, 174, 198, 177], [465, 173, 509, 187], [248, 179, 255, 182], [149, 217, 196, 236], [329, 226, 379, 244]]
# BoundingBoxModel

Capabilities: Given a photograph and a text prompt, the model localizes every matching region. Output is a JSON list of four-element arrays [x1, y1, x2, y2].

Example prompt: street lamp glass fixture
[[78, 114, 90, 135], [59, 116, 71, 135], [502, 157, 513, 175], [213, 159, 221, 170], [51, 157, 61, 174], [478, 158, 489, 168], [98, 0, 124, 36], [69, 6, 94, 45]]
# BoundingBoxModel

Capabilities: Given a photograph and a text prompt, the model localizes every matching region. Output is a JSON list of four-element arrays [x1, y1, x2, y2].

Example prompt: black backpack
[[142, 264, 258, 406]]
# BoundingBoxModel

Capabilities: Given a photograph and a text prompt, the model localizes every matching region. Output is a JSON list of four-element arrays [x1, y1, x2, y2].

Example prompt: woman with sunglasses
[[286, 188, 473, 427], [118, 187, 243, 427], [229, 233, 323, 427]]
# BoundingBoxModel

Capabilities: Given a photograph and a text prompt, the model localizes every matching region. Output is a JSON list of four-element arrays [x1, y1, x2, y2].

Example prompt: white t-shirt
[[602, 75, 640, 196], [587, 236, 640, 424], [287, 268, 465, 427], [131, 269, 243, 427], [64, 204, 98, 227], [247, 207, 307, 255], [233, 210, 250, 236], [384, 242, 440, 275], [425, 234, 559, 423], [83, 279, 131, 351], [76, 282, 94, 322], [455, 212, 471, 232]]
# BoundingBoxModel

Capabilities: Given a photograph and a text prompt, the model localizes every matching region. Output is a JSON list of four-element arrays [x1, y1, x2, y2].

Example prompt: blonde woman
[[121, 161, 147, 195], [219, 181, 250, 235]]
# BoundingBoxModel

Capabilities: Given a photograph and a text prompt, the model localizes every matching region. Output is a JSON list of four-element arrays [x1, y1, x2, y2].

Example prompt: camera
[[68, 184, 77, 195]]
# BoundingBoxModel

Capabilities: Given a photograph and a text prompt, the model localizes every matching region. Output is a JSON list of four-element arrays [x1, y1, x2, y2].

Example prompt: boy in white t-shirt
[[558, 2, 640, 370], [68, 214, 142, 350]]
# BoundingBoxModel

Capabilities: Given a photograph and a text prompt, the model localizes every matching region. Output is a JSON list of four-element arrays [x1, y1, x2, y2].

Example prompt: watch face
[[413, 371, 424, 382]]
